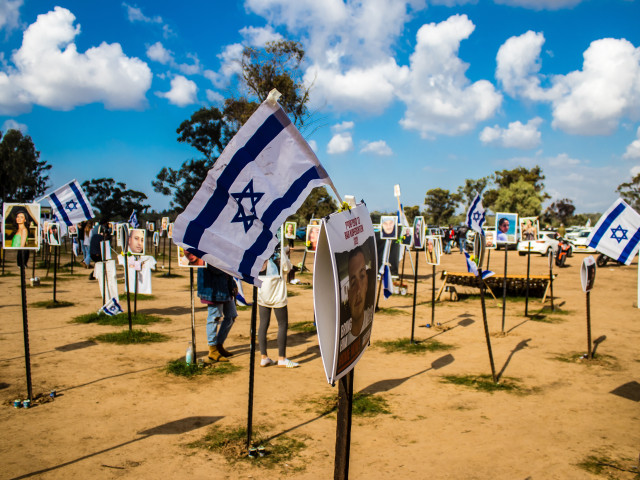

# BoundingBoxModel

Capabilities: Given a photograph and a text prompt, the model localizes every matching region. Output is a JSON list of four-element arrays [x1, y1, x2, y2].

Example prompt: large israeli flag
[[587, 199, 640, 265], [47, 180, 94, 227], [466, 192, 486, 236], [173, 94, 334, 286]]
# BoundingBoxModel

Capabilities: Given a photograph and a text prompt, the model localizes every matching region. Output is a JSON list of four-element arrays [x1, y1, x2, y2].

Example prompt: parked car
[[517, 231, 562, 256], [569, 229, 596, 253]]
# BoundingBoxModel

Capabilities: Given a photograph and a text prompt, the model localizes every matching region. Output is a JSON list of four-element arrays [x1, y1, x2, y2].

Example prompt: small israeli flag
[[128, 211, 139, 228], [47, 180, 94, 227], [173, 92, 335, 286], [72, 236, 80, 256], [99, 297, 124, 316], [466, 192, 485, 236], [382, 263, 393, 299], [587, 199, 640, 265], [464, 251, 494, 279]]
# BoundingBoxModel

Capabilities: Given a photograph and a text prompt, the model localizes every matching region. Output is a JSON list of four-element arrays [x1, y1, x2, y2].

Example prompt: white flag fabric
[[99, 297, 124, 316], [466, 192, 486, 236], [173, 98, 333, 286], [47, 180, 94, 227], [587, 199, 640, 265]]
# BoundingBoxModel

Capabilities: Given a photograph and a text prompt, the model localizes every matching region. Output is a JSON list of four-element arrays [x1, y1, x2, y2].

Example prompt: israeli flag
[[466, 192, 485, 236], [587, 199, 640, 265], [173, 94, 334, 286], [99, 297, 124, 316], [47, 180, 94, 227], [72, 236, 80, 256], [234, 277, 250, 306], [128, 211, 139, 228], [464, 251, 494, 279], [382, 263, 393, 299]]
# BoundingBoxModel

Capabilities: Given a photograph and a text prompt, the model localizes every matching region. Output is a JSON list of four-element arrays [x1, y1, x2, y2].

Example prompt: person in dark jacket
[[197, 263, 238, 362], [456, 225, 469, 253]]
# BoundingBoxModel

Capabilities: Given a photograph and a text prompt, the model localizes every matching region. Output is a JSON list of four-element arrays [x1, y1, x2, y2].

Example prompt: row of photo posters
[[145, 218, 173, 237]]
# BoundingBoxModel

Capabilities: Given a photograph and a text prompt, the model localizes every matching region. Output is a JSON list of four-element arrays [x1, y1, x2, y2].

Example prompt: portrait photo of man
[[380, 215, 398, 240], [177, 247, 205, 267], [128, 228, 145, 255]]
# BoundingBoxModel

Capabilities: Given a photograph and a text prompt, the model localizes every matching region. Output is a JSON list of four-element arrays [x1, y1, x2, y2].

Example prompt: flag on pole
[[587, 198, 640, 265], [72, 236, 80, 256], [466, 192, 486, 236], [128, 211, 139, 228], [464, 251, 494, 279], [98, 297, 124, 316], [173, 93, 335, 286], [46, 179, 94, 227]]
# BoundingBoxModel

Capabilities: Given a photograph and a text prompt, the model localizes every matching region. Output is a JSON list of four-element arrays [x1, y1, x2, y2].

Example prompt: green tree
[[0, 129, 50, 208], [616, 173, 640, 211], [543, 198, 576, 226], [82, 178, 150, 220], [403, 205, 422, 224], [457, 175, 493, 208], [484, 166, 549, 211], [491, 177, 542, 216], [175, 107, 225, 161], [288, 187, 338, 225], [424, 188, 461, 225]]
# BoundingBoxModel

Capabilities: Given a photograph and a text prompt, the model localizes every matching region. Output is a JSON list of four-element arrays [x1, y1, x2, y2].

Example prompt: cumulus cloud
[[157, 75, 198, 106], [623, 127, 640, 159], [327, 132, 353, 154], [397, 14, 502, 137], [360, 140, 393, 156], [0, 0, 22, 33], [494, 0, 583, 10], [123, 2, 162, 24], [240, 26, 282, 46], [2, 118, 27, 133], [205, 89, 224, 105], [497, 32, 640, 135], [147, 41, 173, 64], [631, 165, 640, 177], [0, 7, 152, 115], [331, 121, 354, 133], [480, 117, 543, 149]]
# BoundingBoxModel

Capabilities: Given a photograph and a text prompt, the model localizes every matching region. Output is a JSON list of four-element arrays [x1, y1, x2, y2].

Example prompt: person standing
[[557, 223, 566, 238], [258, 246, 299, 368], [443, 225, 452, 254], [80, 221, 93, 268], [457, 225, 469, 253], [197, 264, 238, 362]]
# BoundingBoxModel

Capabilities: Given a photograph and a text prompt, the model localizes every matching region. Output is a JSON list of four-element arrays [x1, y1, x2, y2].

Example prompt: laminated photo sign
[[581, 255, 596, 292], [2, 203, 41, 250], [495, 212, 518, 244], [314, 203, 377, 385]]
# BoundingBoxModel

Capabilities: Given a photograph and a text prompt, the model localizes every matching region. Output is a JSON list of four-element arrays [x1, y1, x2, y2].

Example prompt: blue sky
[[1, 0, 639, 215]]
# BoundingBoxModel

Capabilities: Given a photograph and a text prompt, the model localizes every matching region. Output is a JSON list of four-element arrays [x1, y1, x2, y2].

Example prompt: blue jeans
[[444, 240, 451, 254], [82, 244, 91, 265], [206, 300, 237, 346]]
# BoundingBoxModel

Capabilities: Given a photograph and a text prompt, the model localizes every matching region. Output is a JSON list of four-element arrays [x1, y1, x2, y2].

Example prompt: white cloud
[[480, 117, 543, 149], [147, 41, 173, 64], [240, 26, 283, 46], [623, 127, 640, 159], [204, 43, 244, 88], [331, 121, 354, 133], [397, 14, 502, 137], [630, 165, 640, 177], [497, 32, 640, 135], [494, 0, 583, 10], [2, 118, 27, 133], [327, 132, 353, 154], [158, 75, 198, 107], [360, 140, 393, 156], [0, 7, 152, 115], [0, 0, 22, 33], [123, 3, 162, 24], [205, 89, 224, 105]]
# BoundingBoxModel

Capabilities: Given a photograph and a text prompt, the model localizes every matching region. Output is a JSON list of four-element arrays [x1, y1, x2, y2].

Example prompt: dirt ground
[[1, 243, 639, 480]]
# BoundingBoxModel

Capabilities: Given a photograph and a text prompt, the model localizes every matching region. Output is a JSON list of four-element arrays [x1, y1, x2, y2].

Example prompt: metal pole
[[190, 269, 196, 357], [411, 251, 418, 344], [586, 291, 592, 359], [479, 277, 497, 383], [101, 242, 106, 304], [124, 254, 132, 331], [549, 254, 554, 311], [525, 251, 531, 316], [501, 247, 508, 333], [431, 264, 436, 327], [134, 268, 138, 316], [247, 286, 258, 451], [334, 369, 354, 480], [374, 275, 383, 312], [168, 239, 172, 275], [162, 236, 166, 268], [399, 248, 407, 290], [486, 248, 491, 272], [19, 251, 33, 401], [53, 246, 58, 303]]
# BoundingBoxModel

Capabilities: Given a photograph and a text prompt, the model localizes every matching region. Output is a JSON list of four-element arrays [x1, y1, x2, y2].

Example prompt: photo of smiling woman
[[495, 212, 518, 244], [3, 203, 40, 250]]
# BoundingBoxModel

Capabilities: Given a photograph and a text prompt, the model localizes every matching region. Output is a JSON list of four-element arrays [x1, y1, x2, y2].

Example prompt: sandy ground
[[1, 243, 639, 480]]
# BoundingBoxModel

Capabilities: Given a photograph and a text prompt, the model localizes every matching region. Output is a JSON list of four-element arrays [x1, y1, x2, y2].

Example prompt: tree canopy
[[617, 173, 640, 211], [424, 188, 461, 225], [0, 129, 50, 209], [543, 198, 576, 226], [83, 178, 150, 220]]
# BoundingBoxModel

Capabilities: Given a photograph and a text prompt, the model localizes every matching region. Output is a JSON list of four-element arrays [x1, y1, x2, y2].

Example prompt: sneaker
[[260, 357, 274, 367], [277, 359, 299, 368]]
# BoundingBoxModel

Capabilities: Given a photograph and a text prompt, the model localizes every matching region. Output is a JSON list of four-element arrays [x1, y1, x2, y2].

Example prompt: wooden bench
[[435, 272, 555, 303]]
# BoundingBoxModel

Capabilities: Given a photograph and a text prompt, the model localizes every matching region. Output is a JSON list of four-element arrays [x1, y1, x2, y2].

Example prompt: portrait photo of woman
[[3, 203, 40, 250]]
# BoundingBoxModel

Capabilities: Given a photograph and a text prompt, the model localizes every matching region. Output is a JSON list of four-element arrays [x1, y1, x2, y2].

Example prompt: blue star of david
[[472, 211, 483, 222], [610, 224, 628, 244], [230, 180, 264, 232], [65, 200, 78, 211]]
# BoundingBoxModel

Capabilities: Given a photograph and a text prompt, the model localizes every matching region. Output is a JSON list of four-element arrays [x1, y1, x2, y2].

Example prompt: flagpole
[[190, 268, 196, 359], [19, 251, 33, 401], [410, 250, 419, 344], [525, 251, 531, 317], [501, 247, 508, 333], [246, 286, 258, 452]]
